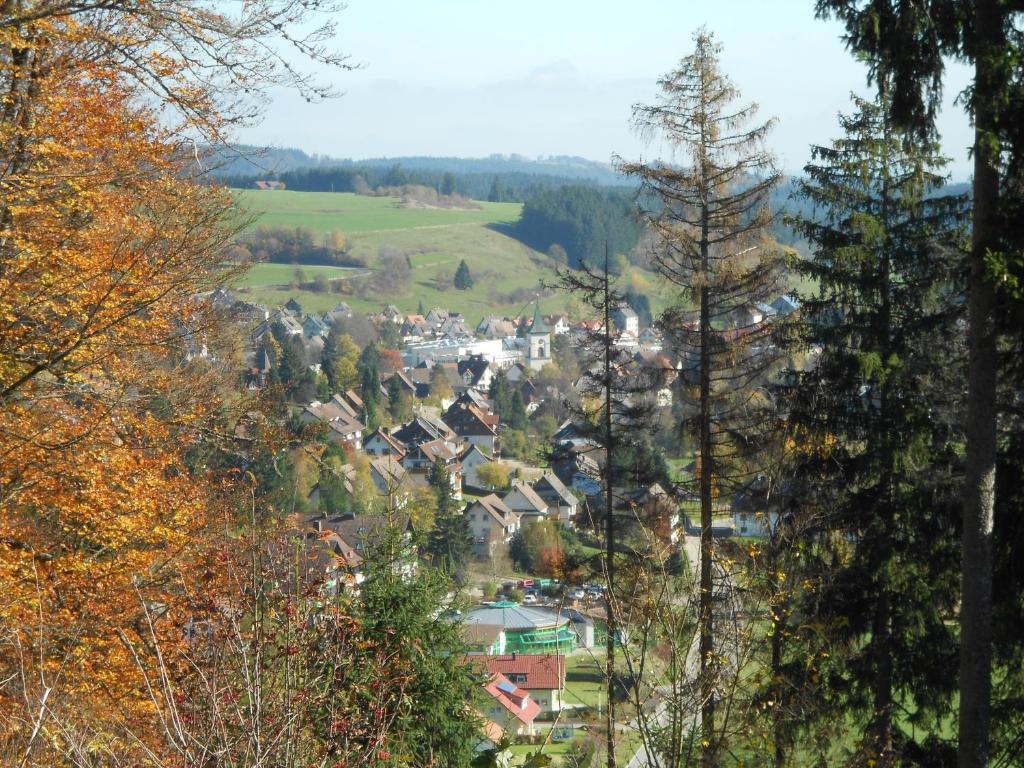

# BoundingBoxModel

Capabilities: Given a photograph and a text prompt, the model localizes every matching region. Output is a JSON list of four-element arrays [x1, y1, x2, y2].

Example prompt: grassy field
[[233, 262, 364, 289], [226, 189, 669, 325], [235, 189, 522, 235]]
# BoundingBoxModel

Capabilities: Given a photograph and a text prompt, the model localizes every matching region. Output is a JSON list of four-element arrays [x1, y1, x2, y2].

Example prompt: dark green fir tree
[[784, 91, 966, 765]]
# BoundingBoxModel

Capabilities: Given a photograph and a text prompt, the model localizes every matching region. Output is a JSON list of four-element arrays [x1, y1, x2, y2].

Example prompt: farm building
[[460, 603, 578, 653]]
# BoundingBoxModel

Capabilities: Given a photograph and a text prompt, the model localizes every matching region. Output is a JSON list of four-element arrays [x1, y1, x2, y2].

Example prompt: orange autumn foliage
[[0, 21, 241, 763], [0, 5, 349, 763]]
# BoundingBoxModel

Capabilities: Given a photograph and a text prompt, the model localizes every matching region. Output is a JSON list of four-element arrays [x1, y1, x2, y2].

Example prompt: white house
[[612, 304, 639, 337], [502, 481, 550, 525], [465, 494, 520, 558], [461, 445, 495, 489], [531, 474, 578, 527]]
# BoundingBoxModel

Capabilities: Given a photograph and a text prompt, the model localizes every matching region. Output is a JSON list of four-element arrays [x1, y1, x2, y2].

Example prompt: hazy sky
[[243, 0, 974, 178]]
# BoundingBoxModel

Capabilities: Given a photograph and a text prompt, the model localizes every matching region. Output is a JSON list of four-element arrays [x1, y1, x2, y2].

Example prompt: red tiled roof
[[478, 654, 565, 691], [480, 718, 505, 743], [483, 673, 541, 725]]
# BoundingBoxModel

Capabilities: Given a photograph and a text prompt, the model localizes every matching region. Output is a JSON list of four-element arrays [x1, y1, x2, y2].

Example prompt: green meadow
[[228, 189, 668, 325]]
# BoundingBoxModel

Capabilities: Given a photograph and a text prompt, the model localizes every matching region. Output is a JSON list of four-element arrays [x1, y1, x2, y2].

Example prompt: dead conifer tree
[[618, 29, 784, 766]]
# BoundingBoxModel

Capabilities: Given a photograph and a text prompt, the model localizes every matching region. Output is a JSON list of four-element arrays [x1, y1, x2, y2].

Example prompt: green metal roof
[[528, 302, 550, 334]]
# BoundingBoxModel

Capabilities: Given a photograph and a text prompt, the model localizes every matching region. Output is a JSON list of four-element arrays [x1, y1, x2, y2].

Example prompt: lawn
[[234, 189, 522, 235], [227, 188, 671, 326], [233, 262, 363, 289], [563, 651, 609, 712]]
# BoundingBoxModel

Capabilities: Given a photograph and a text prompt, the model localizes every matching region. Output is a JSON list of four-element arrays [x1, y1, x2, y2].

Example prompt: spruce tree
[[425, 458, 471, 575], [812, 4, 1024, 762], [453, 259, 473, 290], [786, 92, 966, 765], [619, 30, 783, 764]]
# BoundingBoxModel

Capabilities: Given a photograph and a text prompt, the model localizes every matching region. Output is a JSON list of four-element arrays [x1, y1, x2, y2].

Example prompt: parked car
[[522, 593, 538, 605], [518, 578, 536, 589], [568, 588, 586, 600]]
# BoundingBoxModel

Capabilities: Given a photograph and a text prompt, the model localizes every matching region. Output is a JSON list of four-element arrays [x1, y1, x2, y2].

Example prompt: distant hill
[[206, 145, 626, 186]]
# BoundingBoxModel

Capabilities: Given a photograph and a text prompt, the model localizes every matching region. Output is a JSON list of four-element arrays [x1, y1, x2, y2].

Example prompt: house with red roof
[[472, 654, 566, 713], [481, 673, 540, 736]]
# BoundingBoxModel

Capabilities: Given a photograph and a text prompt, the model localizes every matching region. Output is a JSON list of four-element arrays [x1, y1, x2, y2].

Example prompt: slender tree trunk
[[604, 248, 617, 768], [698, 202, 715, 768], [872, 158, 895, 766], [959, 2, 1000, 764], [771, 596, 788, 768]]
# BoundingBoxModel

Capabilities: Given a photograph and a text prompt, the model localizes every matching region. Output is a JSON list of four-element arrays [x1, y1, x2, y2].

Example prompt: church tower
[[526, 302, 550, 371]]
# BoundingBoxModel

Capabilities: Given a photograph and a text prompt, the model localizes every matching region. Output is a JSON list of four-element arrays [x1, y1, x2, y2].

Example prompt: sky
[[243, 0, 974, 178]]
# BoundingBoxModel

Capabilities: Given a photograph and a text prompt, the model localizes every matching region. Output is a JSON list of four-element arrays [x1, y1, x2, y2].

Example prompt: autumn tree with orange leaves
[[0, 2, 353, 764]]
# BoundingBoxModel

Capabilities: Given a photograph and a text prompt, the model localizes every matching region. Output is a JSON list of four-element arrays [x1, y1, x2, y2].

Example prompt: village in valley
[[198, 274, 802, 759]]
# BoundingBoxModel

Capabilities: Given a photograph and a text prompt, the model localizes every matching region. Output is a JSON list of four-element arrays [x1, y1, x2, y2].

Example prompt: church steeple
[[526, 300, 550, 371], [528, 301, 550, 334]]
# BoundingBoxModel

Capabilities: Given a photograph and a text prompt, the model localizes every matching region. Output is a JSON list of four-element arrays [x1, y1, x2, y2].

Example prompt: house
[[730, 303, 767, 328], [631, 350, 679, 407], [364, 427, 407, 459], [545, 314, 571, 335], [306, 463, 356, 511], [476, 316, 517, 339], [502, 481, 551, 525], [384, 369, 417, 397], [299, 513, 415, 589], [401, 438, 459, 471], [323, 303, 353, 326], [445, 401, 500, 453], [475, 718, 509, 759], [285, 298, 303, 314], [471, 654, 566, 713], [383, 304, 403, 324], [440, 316, 473, 339], [302, 314, 329, 339], [732, 474, 783, 537], [401, 440, 463, 499], [299, 395, 365, 449], [369, 455, 408, 496], [401, 315, 431, 339], [259, 311, 303, 338], [392, 415, 458, 449], [462, 624, 507, 655], [425, 307, 453, 328], [504, 362, 529, 385], [771, 294, 801, 316], [532, 474, 578, 526], [481, 673, 540, 737], [323, 417, 364, 448], [450, 388, 494, 415], [254, 179, 286, 190], [465, 494, 520, 558], [612, 304, 639, 337], [460, 444, 494, 488], [612, 483, 682, 547], [551, 444, 602, 499], [458, 355, 494, 391]]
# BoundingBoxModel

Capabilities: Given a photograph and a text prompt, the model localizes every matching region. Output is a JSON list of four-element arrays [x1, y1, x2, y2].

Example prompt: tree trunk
[[604, 249, 617, 768], [771, 596, 788, 768], [699, 202, 715, 768], [959, 2, 1000, 764]]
